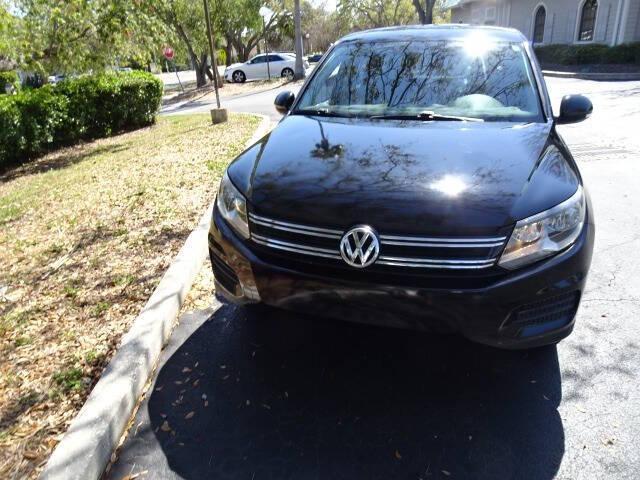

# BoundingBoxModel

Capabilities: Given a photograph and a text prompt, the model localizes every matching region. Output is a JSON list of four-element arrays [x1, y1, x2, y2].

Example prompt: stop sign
[[163, 47, 174, 60]]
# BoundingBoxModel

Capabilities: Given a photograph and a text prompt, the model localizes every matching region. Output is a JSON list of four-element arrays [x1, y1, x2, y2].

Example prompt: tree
[[0, 5, 18, 72], [301, 1, 350, 53], [293, 0, 304, 80], [212, 0, 293, 65], [338, 0, 417, 29], [413, 0, 451, 25], [150, 0, 218, 87], [412, 0, 437, 24], [8, 0, 162, 75]]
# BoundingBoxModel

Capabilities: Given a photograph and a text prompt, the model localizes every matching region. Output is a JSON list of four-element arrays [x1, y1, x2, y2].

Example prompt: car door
[[267, 55, 285, 76], [244, 55, 263, 80]]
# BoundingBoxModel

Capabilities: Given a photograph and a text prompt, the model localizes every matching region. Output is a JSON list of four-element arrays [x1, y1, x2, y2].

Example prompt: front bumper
[[209, 208, 594, 349]]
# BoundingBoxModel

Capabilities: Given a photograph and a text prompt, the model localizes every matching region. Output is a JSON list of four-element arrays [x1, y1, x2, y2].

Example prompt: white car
[[224, 53, 308, 83]]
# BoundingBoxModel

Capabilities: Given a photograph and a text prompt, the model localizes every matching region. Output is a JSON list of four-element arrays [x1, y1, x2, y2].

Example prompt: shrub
[[0, 95, 22, 163], [13, 86, 70, 159], [0, 86, 69, 165], [0, 71, 163, 167], [0, 71, 20, 94], [56, 71, 162, 140], [535, 42, 640, 66]]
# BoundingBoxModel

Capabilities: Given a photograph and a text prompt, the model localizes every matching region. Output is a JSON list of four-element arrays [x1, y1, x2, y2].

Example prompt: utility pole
[[202, 0, 227, 123], [259, 7, 273, 81], [293, 0, 304, 80]]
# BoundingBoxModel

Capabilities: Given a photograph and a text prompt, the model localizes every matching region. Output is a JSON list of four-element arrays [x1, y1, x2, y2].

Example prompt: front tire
[[232, 70, 246, 83], [281, 68, 294, 81]]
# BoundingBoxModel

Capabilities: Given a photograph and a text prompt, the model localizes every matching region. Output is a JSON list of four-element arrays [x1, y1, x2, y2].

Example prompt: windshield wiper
[[293, 108, 351, 118], [369, 111, 483, 122]]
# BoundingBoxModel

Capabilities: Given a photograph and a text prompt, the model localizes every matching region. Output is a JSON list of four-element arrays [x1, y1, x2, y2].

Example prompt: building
[[446, 0, 640, 45]]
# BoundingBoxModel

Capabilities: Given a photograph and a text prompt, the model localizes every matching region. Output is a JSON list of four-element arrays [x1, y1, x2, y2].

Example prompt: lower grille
[[210, 251, 240, 294], [248, 212, 507, 271], [510, 292, 580, 327]]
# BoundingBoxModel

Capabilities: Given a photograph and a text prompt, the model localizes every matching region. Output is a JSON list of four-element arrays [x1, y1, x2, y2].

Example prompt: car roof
[[339, 24, 527, 44]]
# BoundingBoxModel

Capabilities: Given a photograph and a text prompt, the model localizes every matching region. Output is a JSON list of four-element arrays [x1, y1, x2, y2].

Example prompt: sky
[[311, 0, 337, 12]]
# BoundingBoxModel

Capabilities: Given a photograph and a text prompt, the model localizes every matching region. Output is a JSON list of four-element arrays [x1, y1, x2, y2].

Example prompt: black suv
[[209, 25, 595, 349]]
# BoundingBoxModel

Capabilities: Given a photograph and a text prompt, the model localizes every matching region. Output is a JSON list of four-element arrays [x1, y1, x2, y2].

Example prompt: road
[[108, 78, 640, 480], [161, 80, 302, 122]]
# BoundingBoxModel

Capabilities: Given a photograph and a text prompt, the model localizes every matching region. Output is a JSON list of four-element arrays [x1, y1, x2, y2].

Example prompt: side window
[[268, 55, 283, 62], [251, 56, 265, 64]]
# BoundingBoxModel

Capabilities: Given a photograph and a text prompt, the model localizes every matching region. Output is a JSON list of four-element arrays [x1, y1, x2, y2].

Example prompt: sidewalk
[[542, 70, 640, 81]]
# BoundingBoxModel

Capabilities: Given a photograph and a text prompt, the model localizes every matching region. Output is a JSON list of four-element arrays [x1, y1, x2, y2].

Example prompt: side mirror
[[274, 91, 295, 114], [556, 94, 593, 125]]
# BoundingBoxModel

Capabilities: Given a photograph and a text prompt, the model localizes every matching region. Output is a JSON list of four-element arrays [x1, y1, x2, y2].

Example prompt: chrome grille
[[248, 212, 507, 270]]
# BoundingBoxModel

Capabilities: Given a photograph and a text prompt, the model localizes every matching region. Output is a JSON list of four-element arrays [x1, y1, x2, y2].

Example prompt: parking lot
[[107, 77, 640, 480]]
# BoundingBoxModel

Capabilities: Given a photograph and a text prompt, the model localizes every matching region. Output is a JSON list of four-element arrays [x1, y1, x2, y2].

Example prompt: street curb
[[39, 113, 272, 480], [543, 70, 640, 81]]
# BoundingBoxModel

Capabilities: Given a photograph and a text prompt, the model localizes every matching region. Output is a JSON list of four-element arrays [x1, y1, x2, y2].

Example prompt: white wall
[[451, 0, 639, 44]]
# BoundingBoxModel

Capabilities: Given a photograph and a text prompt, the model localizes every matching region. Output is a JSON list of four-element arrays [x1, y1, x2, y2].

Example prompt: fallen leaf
[[204, 400, 209, 407], [160, 421, 171, 432], [155, 385, 163, 392], [185, 411, 195, 420], [119, 470, 148, 480], [262, 404, 271, 410], [394, 450, 402, 460], [442, 470, 451, 476], [193, 379, 200, 387], [174, 381, 182, 385], [182, 367, 192, 373], [23, 450, 38, 460], [543, 395, 550, 401]]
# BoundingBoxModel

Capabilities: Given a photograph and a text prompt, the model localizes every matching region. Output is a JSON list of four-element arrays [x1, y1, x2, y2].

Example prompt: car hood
[[226, 62, 244, 70], [228, 115, 579, 236]]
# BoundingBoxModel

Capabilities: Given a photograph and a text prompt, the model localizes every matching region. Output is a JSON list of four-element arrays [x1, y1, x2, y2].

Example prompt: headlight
[[499, 185, 585, 269], [216, 172, 250, 239]]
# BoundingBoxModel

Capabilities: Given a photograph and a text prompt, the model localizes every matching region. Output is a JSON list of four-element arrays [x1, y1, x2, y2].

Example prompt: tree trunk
[[174, 21, 208, 87], [293, 0, 304, 80], [224, 35, 233, 66], [412, 0, 435, 25]]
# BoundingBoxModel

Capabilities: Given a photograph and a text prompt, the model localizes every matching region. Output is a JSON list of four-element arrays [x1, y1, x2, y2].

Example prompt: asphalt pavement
[[162, 82, 301, 122], [108, 78, 640, 480]]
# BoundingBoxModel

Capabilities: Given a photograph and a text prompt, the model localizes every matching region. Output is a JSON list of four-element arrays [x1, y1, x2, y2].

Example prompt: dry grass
[[0, 113, 259, 479]]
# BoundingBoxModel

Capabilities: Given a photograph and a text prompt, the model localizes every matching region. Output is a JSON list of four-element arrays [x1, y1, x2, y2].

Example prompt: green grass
[[52, 367, 83, 393]]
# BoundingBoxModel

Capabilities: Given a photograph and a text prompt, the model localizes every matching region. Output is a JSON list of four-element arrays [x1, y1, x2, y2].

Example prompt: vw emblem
[[340, 226, 380, 268]]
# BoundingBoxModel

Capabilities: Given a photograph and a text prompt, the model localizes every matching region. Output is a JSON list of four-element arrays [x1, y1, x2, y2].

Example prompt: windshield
[[294, 38, 543, 122]]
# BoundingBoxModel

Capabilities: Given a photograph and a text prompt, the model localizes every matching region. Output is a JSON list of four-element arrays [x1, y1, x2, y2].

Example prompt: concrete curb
[[543, 70, 640, 81], [39, 113, 272, 480]]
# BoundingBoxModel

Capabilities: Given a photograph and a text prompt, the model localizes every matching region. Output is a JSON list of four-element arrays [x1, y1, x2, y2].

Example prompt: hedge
[[0, 71, 20, 94], [534, 42, 640, 65], [0, 71, 163, 167]]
